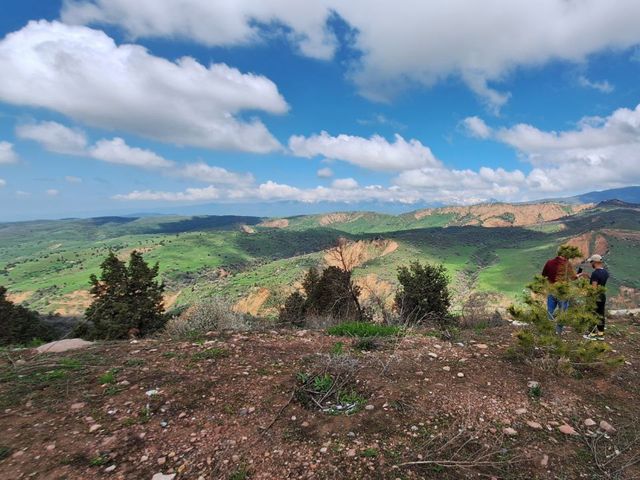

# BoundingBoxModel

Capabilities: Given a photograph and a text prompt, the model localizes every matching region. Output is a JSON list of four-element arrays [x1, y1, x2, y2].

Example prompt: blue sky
[[1, 1, 640, 221]]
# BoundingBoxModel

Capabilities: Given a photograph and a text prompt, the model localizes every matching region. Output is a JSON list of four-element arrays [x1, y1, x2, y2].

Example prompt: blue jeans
[[547, 295, 568, 334]]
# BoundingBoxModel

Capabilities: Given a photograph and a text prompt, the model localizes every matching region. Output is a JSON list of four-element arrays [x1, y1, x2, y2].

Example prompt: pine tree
[[0, 286, 54, 346], [395, 261, 451, 325], [84, 251, 165, 339]]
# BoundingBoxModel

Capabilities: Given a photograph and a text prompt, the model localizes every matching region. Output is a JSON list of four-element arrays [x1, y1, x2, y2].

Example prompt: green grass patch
[[192, 347, 229, 361], [327, 322, 401, 338], [98, 369, 117, 384]]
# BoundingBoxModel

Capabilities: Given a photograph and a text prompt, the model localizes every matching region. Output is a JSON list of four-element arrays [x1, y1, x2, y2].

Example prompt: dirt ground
[[1, 318, 639, 480]]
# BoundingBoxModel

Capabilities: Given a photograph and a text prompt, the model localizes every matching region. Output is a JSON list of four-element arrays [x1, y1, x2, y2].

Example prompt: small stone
[[46, 444, 56, 451], [151, 474, 176, 480], [584, 418, 597, 427], [442, 366, 451, 372], [12, 450, 24, 458], [15, 359, 27, 366], [515, 408, 527, 415], [71, 402, 85, 410], [428, 352, 438, 358], [540, 454, 549, 467], [364, 405, 375, 411], [526, 421, 543, 430], [89, 424, 102, 433], [346, 449, 356, 457], [178, 412, 187, 419], [319, 447, 328, 454], [527, 380, 540, 389], [247, 407, 255, 414], [558, 424, 578, 436], [301, 422, 310, 427], [157, 457, 166, 465], [457, 372, 464, 378], [503, 427, 517, 436], [104, 465, 116, 473], [475, 344, 488, 349], [599, 420, 616, 434], [140, 455, 149, 462]]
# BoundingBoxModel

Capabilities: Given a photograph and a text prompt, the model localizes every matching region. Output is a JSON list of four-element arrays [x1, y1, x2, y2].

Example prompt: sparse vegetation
[[165, 298, 249, 338], [326, 321, 401, 338]]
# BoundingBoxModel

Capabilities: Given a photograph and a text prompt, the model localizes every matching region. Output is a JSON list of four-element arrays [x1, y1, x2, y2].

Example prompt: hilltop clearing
[[1, 318, 639, 479]]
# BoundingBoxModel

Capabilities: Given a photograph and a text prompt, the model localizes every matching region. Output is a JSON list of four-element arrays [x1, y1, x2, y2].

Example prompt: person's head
[[586, 254, 604, 268]]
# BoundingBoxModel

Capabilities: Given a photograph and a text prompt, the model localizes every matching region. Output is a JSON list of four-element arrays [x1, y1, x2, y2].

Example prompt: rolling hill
[[1, 200, 638, 318]]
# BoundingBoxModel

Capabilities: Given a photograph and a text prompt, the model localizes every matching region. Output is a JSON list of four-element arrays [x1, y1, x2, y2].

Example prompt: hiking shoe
[[583, 333, 599, 341], [596, 331, 605, 341]]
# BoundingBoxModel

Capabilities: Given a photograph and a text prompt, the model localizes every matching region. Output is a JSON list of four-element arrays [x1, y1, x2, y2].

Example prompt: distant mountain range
[[560, 186, 640, 205]]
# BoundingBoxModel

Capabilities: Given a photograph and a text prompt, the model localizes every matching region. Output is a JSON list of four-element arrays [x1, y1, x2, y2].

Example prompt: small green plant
[[529, 383, 542, 399], [313, 373, 333, 393], [229, 465, 250, 480], [361, 448, 378, 458], [192, 347, 229, 361], [327, 322, 401, 338], [124, 358, 144, 367], [0, 446, 11, 461], [352, 337, 380, 351], [89, 455, 109, 467], [99, 370, 117, 385], [330, 342, 344, 356]]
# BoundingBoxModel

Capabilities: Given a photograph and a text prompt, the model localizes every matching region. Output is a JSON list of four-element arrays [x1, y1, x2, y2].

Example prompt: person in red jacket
[[541, 247, 577, 334]]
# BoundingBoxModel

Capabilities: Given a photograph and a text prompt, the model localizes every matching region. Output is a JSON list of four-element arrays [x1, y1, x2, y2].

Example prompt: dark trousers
[[595, 296, 606, 332]]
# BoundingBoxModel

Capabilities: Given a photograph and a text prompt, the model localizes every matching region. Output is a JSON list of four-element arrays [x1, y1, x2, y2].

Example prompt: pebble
[[70, 402, 85, 410], [527, 380, 540, 389], [503, 427, 517, 436], [428, 352, 438, 358], [515, 408, 527, 415], [89, 424, 102, 433], [475, 344, 488, 349], [319, 447, 328, 454], [526, 421, 543, 430], [157, 457, 166, 465], [46, 444, 56, 451], [584, 418, 597, 427], [442, 366, 451, 372], [346, 449, 356, 457], [599, 420, 616, 434], [141, 455, 149, 462], [12, 450, 24, 458], [558, 424, 578, 436], [151, 474, 176, 480], [104, 465, 116, 473], [457, 372, 464, 378], [540, 454, 549, 467], [301, 422, 310, 428], [364, 405, 375, 411]]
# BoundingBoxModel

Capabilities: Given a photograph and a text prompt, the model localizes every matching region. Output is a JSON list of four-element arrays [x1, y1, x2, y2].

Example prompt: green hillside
[[1, 204, 638, 316]]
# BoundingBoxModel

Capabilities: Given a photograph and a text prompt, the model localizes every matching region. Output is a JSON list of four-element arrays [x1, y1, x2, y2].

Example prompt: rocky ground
[[1, 318, 640, 480]]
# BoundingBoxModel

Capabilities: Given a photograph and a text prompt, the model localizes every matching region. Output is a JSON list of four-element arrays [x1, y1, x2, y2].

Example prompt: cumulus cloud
[[289, 132, 439, 171], [61, 0, 640, 111], [331, 178, 358, 189], [0, 141, 19, 164], [175, 162, 255, 186], [88, 138, 174, 169], [317, 167, 334, 178], [577, 75, 614, 93], [471, 103, 640, 193], [0, 20, 288, 153], [16, 121, 87, 155], [461, 116, 492, 139], [46, 189, 60, 196], [16, 190, 30, 197]]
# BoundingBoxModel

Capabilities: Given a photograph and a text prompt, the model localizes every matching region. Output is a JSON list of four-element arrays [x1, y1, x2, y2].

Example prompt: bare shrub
[[460, 292, 505, 329], [164, 298, 249, 338]]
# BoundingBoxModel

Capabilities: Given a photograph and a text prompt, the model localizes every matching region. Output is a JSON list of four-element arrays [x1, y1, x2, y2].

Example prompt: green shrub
[[164, 298, 248, 338], [82, 251, 165, 340], [0, 286, 55, 346], [395, 261, 451, 326], [327, 321, 401, 337]]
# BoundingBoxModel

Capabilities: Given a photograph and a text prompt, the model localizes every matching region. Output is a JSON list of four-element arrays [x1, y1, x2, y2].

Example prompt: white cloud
[[462, 116, 492, 139], [0, 179, 6, 187], [88, 138, 174, 169], [46, 189, 60, 196], [174, 162, 254, 186], [65, 175, 82, 183], [289, 132, 439, 171], [577, 75, 614, 93], [114, 185, 220, 202], [0, 20, 288, 153], [16, 190, 30, 197], [61, 1, 640, 111], [472, 103, 640, 193], [0, 141, 19, 164], [331, 178, 358, 189], [16, 121, 87, 155], [317, 167, 334, 178]]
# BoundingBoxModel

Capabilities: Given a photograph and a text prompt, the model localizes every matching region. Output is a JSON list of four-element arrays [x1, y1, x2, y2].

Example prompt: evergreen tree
[[395, 261, 451, 325], [84, 251, 165, 339], [0, 286, 54, 346]]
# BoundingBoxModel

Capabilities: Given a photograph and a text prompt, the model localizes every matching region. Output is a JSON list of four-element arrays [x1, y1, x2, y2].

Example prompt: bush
[[0, 286, 55, 346], [82, 251, 165, 340], [164, 298, 248, 338], [395, 261, 451, 325], [509, 273, 623, 373], [280, 266, 363, 327]]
